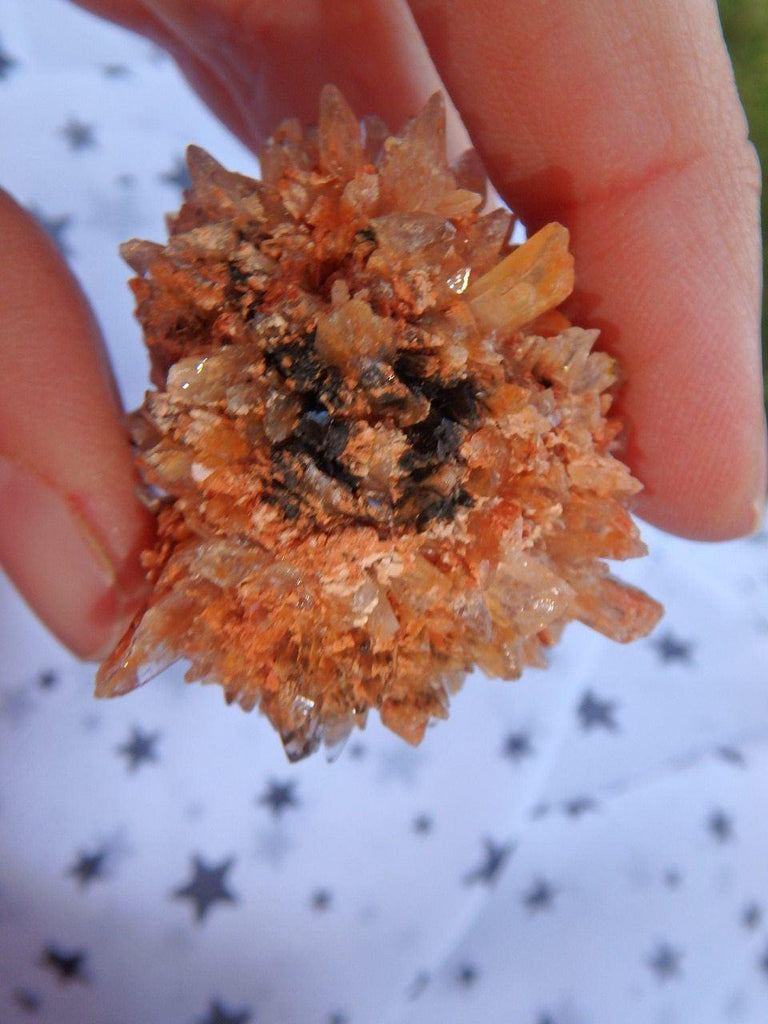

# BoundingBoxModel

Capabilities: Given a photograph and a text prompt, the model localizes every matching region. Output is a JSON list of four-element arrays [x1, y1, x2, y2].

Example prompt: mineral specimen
[[97, 86, 662, 760]]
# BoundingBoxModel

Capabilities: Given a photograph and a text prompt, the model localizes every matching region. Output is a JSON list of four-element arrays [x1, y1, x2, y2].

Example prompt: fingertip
[[0, 189, 154, 657], [0, 454, 152, 659], [627, 392, 767, 541]]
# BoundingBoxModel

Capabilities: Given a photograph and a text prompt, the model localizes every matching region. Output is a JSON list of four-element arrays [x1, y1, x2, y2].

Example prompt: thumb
[[0, 189, 154, 658]]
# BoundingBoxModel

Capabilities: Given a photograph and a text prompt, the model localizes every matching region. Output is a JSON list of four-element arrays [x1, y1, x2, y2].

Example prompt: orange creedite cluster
[[97, 86, 662, 760]]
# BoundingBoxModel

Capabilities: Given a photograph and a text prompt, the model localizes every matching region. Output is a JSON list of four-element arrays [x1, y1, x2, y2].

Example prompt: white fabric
[[1, 3, 767, 1022]]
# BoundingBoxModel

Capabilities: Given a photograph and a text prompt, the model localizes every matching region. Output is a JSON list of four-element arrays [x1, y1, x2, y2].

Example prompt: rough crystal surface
[[98, 85, 663, 760]]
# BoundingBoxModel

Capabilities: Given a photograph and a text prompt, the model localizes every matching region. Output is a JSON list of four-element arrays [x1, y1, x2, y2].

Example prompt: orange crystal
[[97, 86, 662, 760]]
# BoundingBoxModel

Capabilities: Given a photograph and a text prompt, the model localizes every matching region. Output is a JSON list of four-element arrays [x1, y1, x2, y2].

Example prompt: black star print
[[406, 971, 430, 1000], [0, 40, 18, 79], [716, 745, 746, 767], [61, 118, 96, 151], [258, 779, 299, 817], [326, 1013, 349, 1024], [0, 685, 34, 724], [41, 946, 87, 983], [563, 796, 597, 817], [198, 999, 251, 1024], [536, 1015, 556, 1024], [523, 878, 555, 911], [647, 942, 682, 981], [455, 963, 478, 987], [310, 888, 332, 911], [707, 809, 734, 842], [577, 690, 619, 731], [68, 848, 107, 887], [501, 730, 533, 761], [652, 631, 693, 664], [37, 669, 58, 689], [412, 813, 433, 834], [13, 988, 40, 1013], [28, 207, 73, 257], [173, 855, 238, 922], [347, 741, 366, 759], [118, 726, 160, 771], [160, 155, 192, 191], [663, 867, 682, 888], [464, 838, 514, 886], [742, 901, 762, 929], [102, 63, 130, 78]]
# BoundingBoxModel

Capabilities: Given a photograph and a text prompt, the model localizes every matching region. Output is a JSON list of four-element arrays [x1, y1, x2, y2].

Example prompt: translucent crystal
[[468, 222, 575, 333], [97, 87, 662, 760]]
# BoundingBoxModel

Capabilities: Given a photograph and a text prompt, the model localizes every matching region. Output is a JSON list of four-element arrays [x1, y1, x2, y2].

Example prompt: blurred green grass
[[718, 0, 767, 402]]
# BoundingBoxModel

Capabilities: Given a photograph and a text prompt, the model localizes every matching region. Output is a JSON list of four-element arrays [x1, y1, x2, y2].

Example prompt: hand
[[1, 0, 765, 661]]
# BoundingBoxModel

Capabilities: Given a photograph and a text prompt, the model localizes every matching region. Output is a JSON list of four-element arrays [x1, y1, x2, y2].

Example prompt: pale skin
[[0, 0, 765, 660]]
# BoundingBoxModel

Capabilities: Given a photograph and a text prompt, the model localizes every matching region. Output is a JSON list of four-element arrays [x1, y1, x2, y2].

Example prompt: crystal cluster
[[97, 86, 662, 760]]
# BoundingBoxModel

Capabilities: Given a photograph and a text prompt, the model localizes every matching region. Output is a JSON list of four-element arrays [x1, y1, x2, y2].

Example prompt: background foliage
[[718, 0, 768, 402]]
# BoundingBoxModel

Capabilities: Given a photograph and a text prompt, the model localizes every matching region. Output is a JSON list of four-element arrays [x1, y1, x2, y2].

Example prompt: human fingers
[[70, 0, 259, 145], [70, 1, 765, 538], [407, 0, 766, 539], [0, 190, 155, 657], [72, 0, 467, 152]]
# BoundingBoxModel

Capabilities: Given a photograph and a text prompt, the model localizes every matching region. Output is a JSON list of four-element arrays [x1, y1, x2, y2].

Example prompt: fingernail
[[749, 495, 766, 537], [0, 454, 145, 659]]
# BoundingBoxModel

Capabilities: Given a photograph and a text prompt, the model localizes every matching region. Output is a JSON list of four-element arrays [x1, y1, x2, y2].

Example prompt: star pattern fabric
[[173, 856, 238, 923], [1, 2, 767, 1023]]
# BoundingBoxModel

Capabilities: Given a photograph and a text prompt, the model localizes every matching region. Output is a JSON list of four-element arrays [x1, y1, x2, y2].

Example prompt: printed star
[[716, 744, 746, 767], [663, 867, 682, 888], [563, 796, 597, 817], [61, 118, 96, 151], [0, 41, 18, 79], [406, 971, 430, 1000], [173, 855, 238, 922], [523, 878, 555, 911], [529, 802, 551, 820], [41, 946, 87, 983], [707, 809, 734, 843], [412, 813, 433, 834], [102, 63, 130, 78], [118, 726, 160, 771], [464, 838, 514, 886], [29, 207, 73, 257], [0, 685, 34, 725], [647, 942, 682, 981], [198, 999, 251, 1024], [347, 742, 366, 759], [577, 690, 619, 731], [455, 963, 478, 987], [310, 888, 332, 911], [742, 901, 762, 929], [652, 632, 693, 664], [13, 988, 40, 1012], [501, 730, 533, 761], [326, 1013, 349, 1024], [68, 848, 107, 887], [257, 779, 299, 817], [37, 669, 58, 689], [160, 155, 192, 191]]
